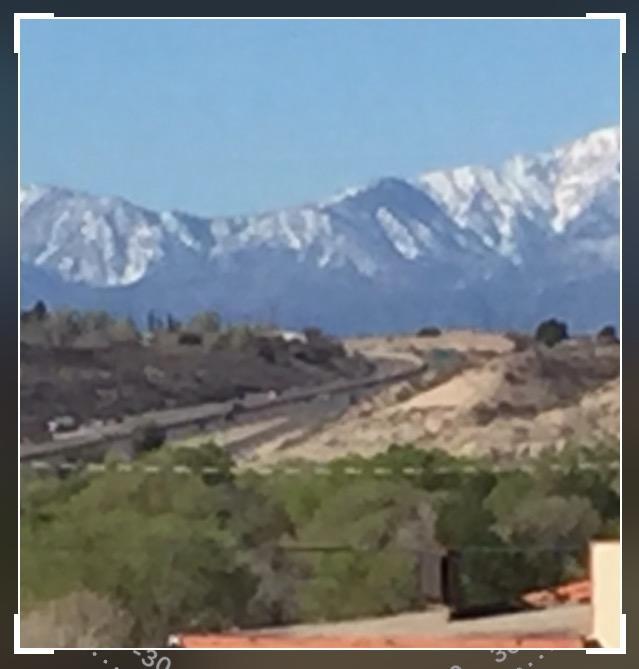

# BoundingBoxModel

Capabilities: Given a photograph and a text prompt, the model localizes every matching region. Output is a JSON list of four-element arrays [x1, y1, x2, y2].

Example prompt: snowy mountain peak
[[418, 125, 619, 242], [556, 125, 619, 158], [20, 126, 619, 334], [550, 126, 619, 233]]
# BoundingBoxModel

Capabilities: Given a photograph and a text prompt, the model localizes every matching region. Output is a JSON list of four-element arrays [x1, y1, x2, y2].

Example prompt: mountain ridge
[[20, 126, 619, 335]]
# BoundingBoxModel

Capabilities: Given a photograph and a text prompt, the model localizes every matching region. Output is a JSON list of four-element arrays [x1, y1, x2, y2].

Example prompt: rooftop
[[173, 602, 590, 649]]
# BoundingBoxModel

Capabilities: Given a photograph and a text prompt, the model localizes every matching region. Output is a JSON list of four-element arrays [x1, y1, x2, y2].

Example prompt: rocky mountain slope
[[20, 127, 619, 335]]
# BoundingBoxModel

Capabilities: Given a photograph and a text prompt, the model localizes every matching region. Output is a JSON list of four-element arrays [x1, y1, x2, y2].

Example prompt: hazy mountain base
[[20, 260, 619, 336]]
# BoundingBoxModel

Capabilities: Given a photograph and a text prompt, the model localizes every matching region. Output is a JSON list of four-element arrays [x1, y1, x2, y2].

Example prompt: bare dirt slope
[[247, 332, 619, 464]]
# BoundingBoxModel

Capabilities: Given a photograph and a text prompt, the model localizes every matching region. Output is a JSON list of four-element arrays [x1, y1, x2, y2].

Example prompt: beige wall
[[591, 540, 621, 648]]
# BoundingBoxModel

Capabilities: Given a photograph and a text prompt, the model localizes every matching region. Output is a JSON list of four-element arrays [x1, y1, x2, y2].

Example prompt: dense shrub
[[252, 336, 288, 364], [298, 328, 346, 365], [534, 318, 569, 347], [21, 441, 618, 644], [597, 325, 619, 344], [131, 421, 166, 454], [177, 331, 203, 346], [21, 300, 48, 323], [20, 306, 139, 348], [416, 326, 442, 337]]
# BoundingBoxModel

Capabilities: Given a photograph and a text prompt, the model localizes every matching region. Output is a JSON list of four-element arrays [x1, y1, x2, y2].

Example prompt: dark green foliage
[[416, 326, 442, 337], [530, 441, 620, 521], [22, 476, 257, 644], [164, 441, 235, 486], [33, 300, 48, 321], [177, 331, 203, 346], [597, 324, 618, 343], [253, 336, 288, 364], [147, 310, 161, 332], [21, 307, 139, 348], [166, 313, 181, 332], [21, 300, 49, 323], [293, 479, 437, 620], [22, 440, 618, 645], [302, 326, 323, 340], [131, 421, 166, 454], [535, 318, 569, 347], [297, 327, 346, 365]]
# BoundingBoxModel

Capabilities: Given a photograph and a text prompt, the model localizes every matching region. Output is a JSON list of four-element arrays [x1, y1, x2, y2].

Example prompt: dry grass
[[21, 591, 133, 648], [252, 334, 619, 464]]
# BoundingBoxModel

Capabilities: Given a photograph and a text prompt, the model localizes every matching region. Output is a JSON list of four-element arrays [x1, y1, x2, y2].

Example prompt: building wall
[[591, 540, 621, 648]]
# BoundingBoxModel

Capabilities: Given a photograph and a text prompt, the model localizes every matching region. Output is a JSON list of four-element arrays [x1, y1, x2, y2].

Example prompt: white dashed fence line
[[21, 460, 619, 477]]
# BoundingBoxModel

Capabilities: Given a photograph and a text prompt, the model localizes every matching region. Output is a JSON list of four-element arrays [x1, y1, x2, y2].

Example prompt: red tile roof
[[174, 633, 585, 648], [522, 580, 591, 608]]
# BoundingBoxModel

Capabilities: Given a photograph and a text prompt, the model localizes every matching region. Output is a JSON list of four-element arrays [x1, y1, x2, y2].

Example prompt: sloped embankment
[[256, 337, 619, 463]]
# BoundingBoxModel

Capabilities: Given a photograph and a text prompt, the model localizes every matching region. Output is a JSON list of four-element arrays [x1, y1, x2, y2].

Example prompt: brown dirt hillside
[[20, 332, 372, 442], [251, 334, 619, 464]]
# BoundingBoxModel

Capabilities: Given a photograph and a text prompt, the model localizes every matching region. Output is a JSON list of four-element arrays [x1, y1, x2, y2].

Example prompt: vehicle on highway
[[47, 415, 78, 435]]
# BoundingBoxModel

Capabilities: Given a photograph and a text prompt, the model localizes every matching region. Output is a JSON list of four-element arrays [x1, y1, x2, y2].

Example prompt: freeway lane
[[20, 356, 428, 464]]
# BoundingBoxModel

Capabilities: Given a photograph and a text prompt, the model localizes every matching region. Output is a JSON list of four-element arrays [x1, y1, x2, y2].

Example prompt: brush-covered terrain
[[20, 305, 372, 442]]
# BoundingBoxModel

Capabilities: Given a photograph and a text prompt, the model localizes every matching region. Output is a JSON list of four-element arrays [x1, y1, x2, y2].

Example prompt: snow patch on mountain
[[418, 126, 619, 245], [19, 126, 620, 333], [376, 207, 421, 260]]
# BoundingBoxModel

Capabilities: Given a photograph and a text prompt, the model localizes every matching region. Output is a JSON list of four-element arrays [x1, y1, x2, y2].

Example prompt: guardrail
[[20, 360, 430, 463]]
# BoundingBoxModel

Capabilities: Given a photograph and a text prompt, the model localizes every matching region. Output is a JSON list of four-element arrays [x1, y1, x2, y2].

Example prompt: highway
[[20, 355, 430, 465]]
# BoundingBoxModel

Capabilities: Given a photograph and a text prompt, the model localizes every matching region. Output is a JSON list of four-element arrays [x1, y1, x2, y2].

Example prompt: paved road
[[20, 355, 428, 464]]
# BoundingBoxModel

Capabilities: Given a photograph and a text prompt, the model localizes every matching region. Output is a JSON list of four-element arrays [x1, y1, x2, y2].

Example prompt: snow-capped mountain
[[418, 126, 619, 262], [20, 126, 619, 334]]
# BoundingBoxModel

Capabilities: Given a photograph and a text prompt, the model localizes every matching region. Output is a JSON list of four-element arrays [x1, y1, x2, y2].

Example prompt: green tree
[[597, 325, 618, 342], [534, 318, 569, 347], [166, 313, 181, 333], [161, 441, 235, 487], [531, 441, 620, 520], [131, 421, 166, 455], [21, 440, 619, 637], [21, 464, 259, 645], [32, 300, 48, 321], [494, 494, 601, 550], [147, 310, 163, 332], [294, 480, 437, 620]]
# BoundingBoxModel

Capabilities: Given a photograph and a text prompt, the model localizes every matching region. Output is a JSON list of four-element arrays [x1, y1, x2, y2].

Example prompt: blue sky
[[20, 19, 620, 217]]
